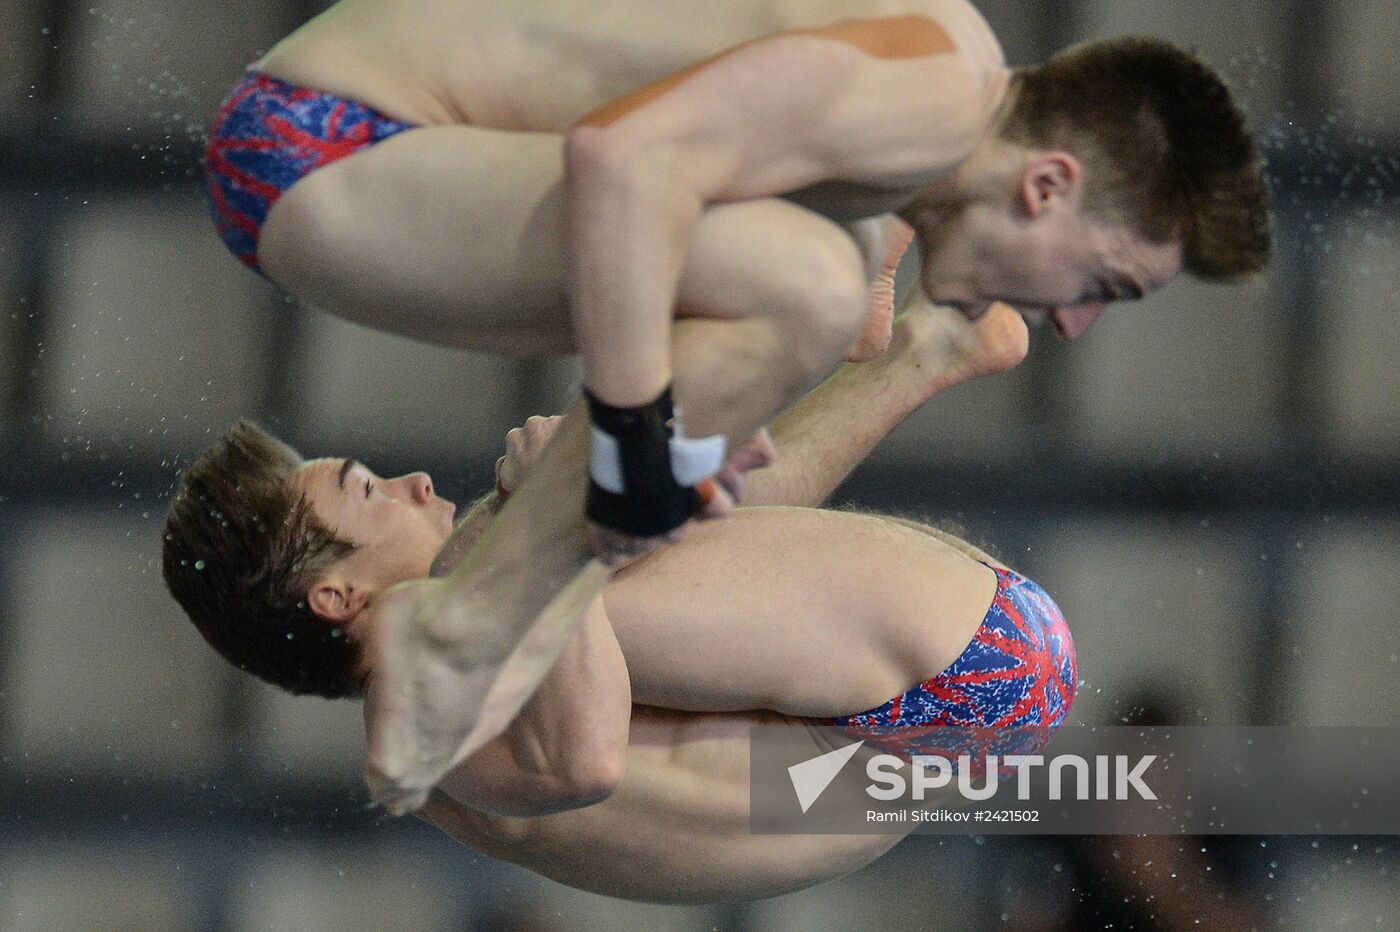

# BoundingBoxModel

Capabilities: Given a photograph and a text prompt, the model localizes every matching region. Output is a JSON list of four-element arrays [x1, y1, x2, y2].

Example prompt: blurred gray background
[[1, 0, 1397, 929]]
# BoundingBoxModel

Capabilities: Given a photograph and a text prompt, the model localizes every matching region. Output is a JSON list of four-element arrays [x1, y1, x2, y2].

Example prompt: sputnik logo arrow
[[788, 740, 865, 813]]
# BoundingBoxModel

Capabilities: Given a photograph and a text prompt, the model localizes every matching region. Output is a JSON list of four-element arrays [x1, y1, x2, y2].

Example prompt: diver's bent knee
[[779, 232, 868, 372]]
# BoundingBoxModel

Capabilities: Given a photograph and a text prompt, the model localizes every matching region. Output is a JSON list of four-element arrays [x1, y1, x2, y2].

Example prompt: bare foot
[[845, 220, 916, 363], [890, 300, 1029, 396], [362, 577, 516, 814]]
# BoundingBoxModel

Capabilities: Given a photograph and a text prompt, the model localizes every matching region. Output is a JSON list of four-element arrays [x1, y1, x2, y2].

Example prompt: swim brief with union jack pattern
[[204, 71, 414, 275], [829, 565, 1077, 768]]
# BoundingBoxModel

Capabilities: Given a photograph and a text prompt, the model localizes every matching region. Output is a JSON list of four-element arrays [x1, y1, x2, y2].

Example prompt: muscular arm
[[564, 16, 994, 406], [419, 481, 631, 817], [429, 597, 631, 817]]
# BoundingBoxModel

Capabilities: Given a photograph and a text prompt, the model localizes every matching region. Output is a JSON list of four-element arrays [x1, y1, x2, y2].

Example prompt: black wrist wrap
[[585, 385, 701, 537]]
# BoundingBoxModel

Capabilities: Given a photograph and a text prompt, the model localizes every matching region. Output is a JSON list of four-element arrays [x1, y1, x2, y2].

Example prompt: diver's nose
[[402, 471, 434, 505]]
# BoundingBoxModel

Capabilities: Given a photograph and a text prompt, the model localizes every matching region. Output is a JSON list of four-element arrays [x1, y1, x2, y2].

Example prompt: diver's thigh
[[260, 123, 573, 346], [260, 124, 864, 352]]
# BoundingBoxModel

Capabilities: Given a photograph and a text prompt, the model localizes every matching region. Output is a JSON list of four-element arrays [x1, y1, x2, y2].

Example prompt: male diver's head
[[162, 422, 453, 699], [905, 36, 1272, 339]]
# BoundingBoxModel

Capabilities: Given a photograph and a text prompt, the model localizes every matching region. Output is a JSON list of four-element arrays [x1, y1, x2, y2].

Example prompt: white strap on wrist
[[589, 427, 727, 493]]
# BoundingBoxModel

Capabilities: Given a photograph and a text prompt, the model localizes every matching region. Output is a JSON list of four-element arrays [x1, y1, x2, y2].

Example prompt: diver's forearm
[[431, 403, 611, 760], [435, 601, 631, 817], [440, 400, 596, 625]]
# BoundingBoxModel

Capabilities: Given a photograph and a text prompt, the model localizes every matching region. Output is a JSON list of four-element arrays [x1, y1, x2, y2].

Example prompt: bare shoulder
[[924, 0, 1007, 76], [790, 0, 1004, 68], [791, 17, 1002, 185]]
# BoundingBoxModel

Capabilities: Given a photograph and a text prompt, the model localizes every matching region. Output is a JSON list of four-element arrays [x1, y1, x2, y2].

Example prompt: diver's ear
[[306, 575, 367, 624], [1018, 151, 1082, 217]]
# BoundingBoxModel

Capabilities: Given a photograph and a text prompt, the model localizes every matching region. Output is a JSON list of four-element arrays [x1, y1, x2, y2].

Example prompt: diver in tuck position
[[166, 299, 1076, 902]]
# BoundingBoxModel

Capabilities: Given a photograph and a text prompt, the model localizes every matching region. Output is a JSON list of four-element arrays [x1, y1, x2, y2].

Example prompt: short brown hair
[[1002, 36, 1272, 280], [162, 421, 363, 699]]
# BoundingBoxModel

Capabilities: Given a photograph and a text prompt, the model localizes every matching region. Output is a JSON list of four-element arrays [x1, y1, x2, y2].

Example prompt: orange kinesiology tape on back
[[578, 16, 957, 129]]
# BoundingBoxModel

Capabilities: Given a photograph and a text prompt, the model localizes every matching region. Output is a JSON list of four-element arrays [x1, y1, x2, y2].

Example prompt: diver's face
[[914, 187, 1184, 340], [920, 211, 1183, 339], [294, 457, 456, 591]]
